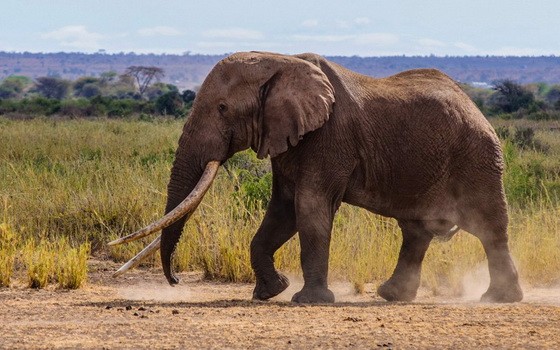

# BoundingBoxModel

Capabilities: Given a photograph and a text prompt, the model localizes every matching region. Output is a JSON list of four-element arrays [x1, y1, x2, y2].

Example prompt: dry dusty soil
[[1, 260, 559, 349]]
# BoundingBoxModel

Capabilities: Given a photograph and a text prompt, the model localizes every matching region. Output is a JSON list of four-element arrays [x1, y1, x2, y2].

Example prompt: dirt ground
[[1, 261, 559, 349]]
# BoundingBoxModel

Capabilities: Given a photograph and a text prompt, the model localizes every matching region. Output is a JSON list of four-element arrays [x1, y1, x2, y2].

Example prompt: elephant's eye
[[218, 103, 228, 114]]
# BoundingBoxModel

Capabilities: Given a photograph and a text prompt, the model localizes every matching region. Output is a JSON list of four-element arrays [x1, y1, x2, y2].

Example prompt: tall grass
[[1, 117, 559, 293], [56, 238, 90, 289], [22, 238, 55, 288], [0, 202, 18, 287]]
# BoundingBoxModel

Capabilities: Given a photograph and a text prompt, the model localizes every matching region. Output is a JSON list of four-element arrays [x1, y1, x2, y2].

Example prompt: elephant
[[109, 51, 523, 304]]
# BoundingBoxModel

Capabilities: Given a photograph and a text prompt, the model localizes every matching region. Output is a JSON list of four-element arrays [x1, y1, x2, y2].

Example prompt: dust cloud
[[115, 272, 559, 305], [459, 264, 560, 305], [117, 283, 192, 302], [273, 274, 370, 303], [460, 264, 490, 302]]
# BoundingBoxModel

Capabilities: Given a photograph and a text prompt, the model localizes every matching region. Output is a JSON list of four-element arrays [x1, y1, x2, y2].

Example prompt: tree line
[[462, 80, 560, 121], [1, 68, 560, 121], [0, 66, 196, 118]]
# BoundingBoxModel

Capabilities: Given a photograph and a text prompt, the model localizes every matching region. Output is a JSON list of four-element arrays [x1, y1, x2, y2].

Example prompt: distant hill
[[2, 51, 560, 89]]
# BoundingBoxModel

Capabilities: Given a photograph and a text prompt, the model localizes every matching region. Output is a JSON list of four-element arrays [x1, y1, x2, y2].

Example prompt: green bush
[[237, 172, 273, 210], [526, 110, 560, 121], [18, 97, 61, 116], [225, 151, 272, 210], [60, 98, 94, 117]]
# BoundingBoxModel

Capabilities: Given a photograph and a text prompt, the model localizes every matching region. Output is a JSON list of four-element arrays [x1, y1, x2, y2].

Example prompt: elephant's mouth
[[107, 161, 220, 277]]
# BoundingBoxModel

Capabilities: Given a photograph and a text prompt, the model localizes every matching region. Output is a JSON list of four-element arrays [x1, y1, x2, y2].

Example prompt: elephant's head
[[109, 52, 335, 283]]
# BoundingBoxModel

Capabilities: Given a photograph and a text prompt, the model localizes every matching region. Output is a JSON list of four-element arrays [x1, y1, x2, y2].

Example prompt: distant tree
[[109, 75, 139, 99], [546, 85, 560, 109], [99, 71, 117, 85], [73, 77, 102, 98], [0, 75, 33, 99], [181, 89, 196, 104], [34, 77, 71, 100], [155, 90, 184, 116], [145, 82, 178, 100], [490, 79, 534, 113], [124, 66, 164, 98]]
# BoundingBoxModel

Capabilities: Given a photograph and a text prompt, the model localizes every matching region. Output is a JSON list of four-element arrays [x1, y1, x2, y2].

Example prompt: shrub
[[527, 110, 560, 121], [59, 98, 93, 117], [237, 172, 273, 210], [496, 126, 549, 153], [19, 97, 61, 115], [512, 127, 549, 152]]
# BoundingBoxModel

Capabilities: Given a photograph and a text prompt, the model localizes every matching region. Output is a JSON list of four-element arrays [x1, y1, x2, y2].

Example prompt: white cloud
[[138, 26, 182, 37], [353, 33, 399, 45], [354, 17, 371, 25], [293, 34, 353, 42], [203, 28, 264, 40], [196, 41, 237, 48], [417, 38, 445, 47], [454, 42, 478, 53], [41, 25, 103, 50], [301, 19, 319, 28], [293, 32, 398, 46], [490, 46, 546, 56], [335, 20, 351, 29]]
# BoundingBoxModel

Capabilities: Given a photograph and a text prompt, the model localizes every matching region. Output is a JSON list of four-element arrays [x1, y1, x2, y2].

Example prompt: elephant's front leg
[[377, 219, 433, 302], [291, 190, 336, 303], [250, 186, 297, 300]]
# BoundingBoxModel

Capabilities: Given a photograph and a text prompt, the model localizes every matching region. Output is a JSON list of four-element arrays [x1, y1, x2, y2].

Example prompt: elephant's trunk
[[160, 138, 201, 284], [108, 158, 219, 282], [161, 157, 220, 284]]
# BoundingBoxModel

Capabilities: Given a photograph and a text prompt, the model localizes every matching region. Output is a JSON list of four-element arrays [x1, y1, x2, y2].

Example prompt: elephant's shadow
[[81, 299, 434, 310]]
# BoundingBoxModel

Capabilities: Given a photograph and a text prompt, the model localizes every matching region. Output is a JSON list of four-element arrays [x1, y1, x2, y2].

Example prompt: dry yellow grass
[[1, 117, 558, 293]]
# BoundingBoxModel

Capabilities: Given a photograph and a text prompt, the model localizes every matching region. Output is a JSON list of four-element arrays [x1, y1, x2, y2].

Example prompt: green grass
[[1, 117, 559, 293]]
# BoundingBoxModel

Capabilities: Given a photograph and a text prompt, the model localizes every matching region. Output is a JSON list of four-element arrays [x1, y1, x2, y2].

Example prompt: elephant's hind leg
[[250, 183, 296, 301], [458, 199, 523, 303], [377, 219, 433, 302]]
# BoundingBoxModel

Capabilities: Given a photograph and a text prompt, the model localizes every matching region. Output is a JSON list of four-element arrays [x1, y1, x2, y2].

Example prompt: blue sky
[[2, 0, 559, 56]]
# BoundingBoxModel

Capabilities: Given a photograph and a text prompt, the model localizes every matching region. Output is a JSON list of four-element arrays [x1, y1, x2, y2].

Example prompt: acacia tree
[[34, 77, 71, 99], [124, 66, 164, 98], [490, 79, 534, 113]]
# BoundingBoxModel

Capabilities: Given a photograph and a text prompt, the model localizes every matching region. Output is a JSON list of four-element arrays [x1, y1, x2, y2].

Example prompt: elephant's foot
[[480, 283, 523, 303], [165, 272, 180, 285], [377, 278, 419, 302], [252, 273, 290, 300], [291, 286, 335, 304]]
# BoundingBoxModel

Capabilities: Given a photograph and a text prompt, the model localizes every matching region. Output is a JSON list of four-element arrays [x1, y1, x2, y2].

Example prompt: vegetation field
[[0, 117, 559, 295]]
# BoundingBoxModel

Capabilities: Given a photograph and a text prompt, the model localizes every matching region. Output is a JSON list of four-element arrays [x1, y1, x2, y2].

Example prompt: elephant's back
[[349, 70, 504, 216]]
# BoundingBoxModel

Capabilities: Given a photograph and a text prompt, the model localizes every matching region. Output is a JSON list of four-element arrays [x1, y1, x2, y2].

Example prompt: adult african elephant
[[110, 52, 523, 303]]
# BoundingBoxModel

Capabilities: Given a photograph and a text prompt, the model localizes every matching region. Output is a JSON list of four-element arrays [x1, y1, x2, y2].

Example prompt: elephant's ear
[[256, 59, 335, 159]]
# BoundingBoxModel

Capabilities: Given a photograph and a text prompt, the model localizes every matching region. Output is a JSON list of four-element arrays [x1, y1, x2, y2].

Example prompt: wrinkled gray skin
[[161, 52, 523, 303]]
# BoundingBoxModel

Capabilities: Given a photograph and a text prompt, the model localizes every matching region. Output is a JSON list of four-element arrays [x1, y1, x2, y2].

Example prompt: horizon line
[[1, 50, 559, 59]]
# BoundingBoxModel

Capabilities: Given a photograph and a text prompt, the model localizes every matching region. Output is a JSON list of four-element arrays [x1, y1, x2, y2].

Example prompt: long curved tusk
[[107, 161, 220, 246], [112, 235, 161, 277]]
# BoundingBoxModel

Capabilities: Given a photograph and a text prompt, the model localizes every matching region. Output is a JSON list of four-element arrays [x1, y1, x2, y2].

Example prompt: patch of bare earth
[[1, 260, 559, 349]]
